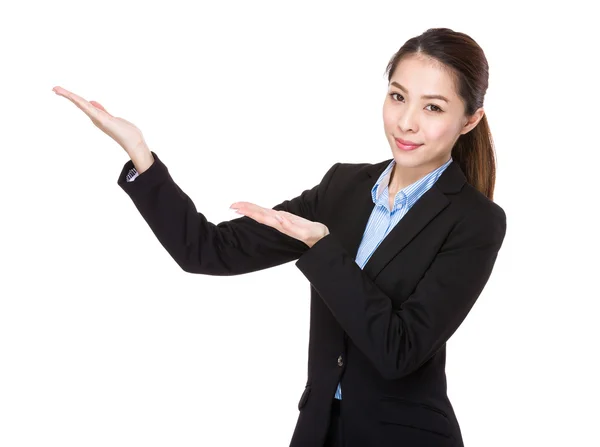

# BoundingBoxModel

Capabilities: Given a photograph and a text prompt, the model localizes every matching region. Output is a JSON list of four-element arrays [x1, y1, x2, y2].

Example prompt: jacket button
[[337, 355, 344, 367]]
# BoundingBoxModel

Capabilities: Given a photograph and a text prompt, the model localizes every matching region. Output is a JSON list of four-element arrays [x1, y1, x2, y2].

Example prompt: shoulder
[[449, 182, 507, 250], [333, 159, 390, 176], [322, 159, 391, 187], [459, 181, 506, 227]]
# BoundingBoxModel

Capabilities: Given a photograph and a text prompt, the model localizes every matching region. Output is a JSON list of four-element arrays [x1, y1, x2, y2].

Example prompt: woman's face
[[382, 54, 482, 175]]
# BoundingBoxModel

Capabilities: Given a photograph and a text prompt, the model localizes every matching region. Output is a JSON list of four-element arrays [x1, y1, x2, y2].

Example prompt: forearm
[[128, 143, 155, 174], [295, 205, 506, 380], [118, 152, 322, 275]]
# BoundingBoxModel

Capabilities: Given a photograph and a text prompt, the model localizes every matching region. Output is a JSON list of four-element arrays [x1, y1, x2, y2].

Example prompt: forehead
[[390, 54, 458, 98]]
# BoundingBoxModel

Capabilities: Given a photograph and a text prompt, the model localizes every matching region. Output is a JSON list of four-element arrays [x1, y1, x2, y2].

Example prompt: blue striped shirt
[[333, 156, 453, 400]]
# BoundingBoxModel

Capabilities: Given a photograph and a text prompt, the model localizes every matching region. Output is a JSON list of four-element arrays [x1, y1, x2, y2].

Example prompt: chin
[[390, 143, 424, 158], [396, 160, 425, 170]]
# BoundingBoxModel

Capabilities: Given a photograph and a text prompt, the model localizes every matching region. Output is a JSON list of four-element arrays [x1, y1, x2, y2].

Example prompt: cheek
[[382, 109, 396, 131], [423, 122, 456, 144], [382, 102, 397, 123]]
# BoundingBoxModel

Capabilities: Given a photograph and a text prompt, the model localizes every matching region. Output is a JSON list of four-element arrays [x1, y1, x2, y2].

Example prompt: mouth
[[394, 137, 422, 151]]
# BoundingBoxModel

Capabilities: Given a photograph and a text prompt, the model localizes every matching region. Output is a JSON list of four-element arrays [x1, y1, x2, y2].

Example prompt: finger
[[277, 211, 300, 223], [89, 100, 113, 117], [267, 211, 290, 229], [53, 86, 102, 121], [234, 202, 283, 227], [239, 205, 273, 224], [232, 202, 267, 216]]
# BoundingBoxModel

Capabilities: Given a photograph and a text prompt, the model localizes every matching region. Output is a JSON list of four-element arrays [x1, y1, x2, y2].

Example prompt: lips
[[395, 137, 421, 146], [394, 137, 422, 151]]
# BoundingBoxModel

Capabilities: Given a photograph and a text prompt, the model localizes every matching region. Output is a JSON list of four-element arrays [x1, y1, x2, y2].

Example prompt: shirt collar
[[371, 157, 453, 210]]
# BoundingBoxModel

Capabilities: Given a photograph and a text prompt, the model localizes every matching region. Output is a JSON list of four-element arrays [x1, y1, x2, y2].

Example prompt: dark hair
[[384, 28, 497, 200]]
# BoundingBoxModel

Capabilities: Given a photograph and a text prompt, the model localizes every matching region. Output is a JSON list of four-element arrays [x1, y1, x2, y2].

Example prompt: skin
[[230, 205, 330, 249], [52, 84, 328, 248], [233, 55, 485, 244], [383, 53, 484, 194], [52, 55, 483, 249]]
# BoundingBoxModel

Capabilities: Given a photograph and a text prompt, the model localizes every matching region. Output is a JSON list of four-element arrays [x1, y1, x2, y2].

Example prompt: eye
[[389, 93, 443, 113], [426, 104, 443, 113]]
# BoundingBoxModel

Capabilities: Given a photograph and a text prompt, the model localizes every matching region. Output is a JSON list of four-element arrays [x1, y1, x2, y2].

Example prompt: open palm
[[230, 201, 330, 248], [53, 85, 147, 154]]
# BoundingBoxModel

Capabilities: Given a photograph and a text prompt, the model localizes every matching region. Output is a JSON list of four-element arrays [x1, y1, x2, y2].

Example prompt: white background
[[1, 1, 598, 446]]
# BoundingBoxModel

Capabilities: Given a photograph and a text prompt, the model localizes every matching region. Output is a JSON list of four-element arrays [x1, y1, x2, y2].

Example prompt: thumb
[[90, 100, 113, 117]]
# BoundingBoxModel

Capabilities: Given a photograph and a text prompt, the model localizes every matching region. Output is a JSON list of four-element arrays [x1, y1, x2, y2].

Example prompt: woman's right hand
[[52, 85, 149, 156]]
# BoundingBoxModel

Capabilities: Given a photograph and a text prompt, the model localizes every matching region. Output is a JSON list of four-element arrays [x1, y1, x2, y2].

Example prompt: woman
[[53, 27, 506, 447]]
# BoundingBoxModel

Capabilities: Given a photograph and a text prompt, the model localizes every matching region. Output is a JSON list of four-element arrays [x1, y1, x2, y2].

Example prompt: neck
[[389, 158, 449, 192]]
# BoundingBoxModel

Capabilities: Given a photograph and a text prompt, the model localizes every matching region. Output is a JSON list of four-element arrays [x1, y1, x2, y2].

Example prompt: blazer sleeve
[[295, 201, 507, 380], [117, 151, 340, 275]]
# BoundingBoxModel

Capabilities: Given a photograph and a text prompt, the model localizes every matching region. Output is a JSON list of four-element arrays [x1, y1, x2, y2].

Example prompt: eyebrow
[[390, 81, 450, 103]]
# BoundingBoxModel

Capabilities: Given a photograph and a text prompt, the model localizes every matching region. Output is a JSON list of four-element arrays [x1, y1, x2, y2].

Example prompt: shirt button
[[337, 355, 344, 367]]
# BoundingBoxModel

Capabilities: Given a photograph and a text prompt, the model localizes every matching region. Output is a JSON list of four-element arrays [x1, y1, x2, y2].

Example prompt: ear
[[460, 107, 485, 135]]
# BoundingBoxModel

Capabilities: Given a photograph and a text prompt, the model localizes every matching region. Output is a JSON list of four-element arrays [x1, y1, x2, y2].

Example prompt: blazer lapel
[[334, 159, 467, 280]]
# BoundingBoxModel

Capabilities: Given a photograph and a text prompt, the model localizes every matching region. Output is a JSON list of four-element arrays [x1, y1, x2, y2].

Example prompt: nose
[[397, 106, 419, 133]]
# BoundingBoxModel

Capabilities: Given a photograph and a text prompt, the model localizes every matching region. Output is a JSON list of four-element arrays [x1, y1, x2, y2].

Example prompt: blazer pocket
[[298, 385, 312, 410], [378, 396, 452, 438]]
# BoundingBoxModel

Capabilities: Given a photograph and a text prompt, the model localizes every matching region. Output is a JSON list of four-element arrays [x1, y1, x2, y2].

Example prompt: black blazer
[[118, 152, 507, 447]]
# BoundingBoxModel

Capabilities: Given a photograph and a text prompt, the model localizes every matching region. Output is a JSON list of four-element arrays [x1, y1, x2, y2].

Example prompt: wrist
[[129, 147, 154, 174]]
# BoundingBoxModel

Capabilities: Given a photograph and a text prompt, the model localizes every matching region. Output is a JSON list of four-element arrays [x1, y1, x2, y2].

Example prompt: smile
[[395, 138, 422, 151]]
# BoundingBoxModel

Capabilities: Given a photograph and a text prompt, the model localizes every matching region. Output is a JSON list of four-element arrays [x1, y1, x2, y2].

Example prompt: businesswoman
[[53, 27, 506, 447]]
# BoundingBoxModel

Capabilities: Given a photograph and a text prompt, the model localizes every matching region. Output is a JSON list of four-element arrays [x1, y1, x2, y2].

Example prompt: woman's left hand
[[230, 202, 330, 248]]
